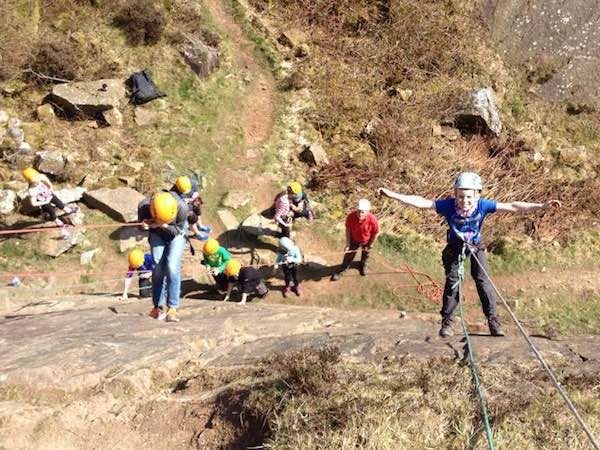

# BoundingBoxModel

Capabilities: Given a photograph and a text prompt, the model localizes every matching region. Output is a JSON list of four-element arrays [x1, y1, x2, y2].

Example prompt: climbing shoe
[[149, 307, 166, 320], [488, 316, 505, 337], [292, 285, 301, 297], [282, 285, 291, 298], [439, 319, 454, 338], [166, 308, 180, 322]]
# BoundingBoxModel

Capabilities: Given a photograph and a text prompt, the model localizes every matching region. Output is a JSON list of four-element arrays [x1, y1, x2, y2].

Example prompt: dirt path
[[204, 0, 275, 147]]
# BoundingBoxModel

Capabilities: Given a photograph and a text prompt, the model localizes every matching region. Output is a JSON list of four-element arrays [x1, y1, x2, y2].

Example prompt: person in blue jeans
[[378, 172, 560, 338], [138, 191, 189, 322]]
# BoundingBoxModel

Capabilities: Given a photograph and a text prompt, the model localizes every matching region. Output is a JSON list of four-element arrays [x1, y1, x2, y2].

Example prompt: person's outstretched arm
[[496, 199, 561, 213], [377, 188, 435, 209]]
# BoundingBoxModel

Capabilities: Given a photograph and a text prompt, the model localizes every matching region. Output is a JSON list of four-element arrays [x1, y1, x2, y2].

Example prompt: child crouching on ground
[[121, 249, 154, 300], [223, 259, 269, 305], [274, 237, 302, 297], [23, 167, 76, 240], [378, 172, 560, 338]]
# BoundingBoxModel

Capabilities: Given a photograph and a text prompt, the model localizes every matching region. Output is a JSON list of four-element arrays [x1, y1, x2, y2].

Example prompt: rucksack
[[126, 70, 166, 105]]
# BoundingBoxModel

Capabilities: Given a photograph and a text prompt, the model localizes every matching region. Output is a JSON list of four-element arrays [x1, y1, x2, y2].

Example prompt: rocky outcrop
[[83, 187, 145, 223], [241, 212, 280, 237], [454, 87, 502, 136], [54, 187, 86, 205], [298, 136, 329, 166], [180, 36, 220, 78], [48, 79, 126, 117], [34, 150, 68, 177], [482, 0, 600, 103]]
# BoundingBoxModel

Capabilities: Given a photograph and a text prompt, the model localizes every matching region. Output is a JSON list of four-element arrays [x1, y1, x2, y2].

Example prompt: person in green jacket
[[201, 238, 231, 291]]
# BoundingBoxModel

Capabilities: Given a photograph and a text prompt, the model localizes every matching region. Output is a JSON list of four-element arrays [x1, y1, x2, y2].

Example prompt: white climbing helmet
[[454, 172, 482, 191], [358, 198, 371, 211]]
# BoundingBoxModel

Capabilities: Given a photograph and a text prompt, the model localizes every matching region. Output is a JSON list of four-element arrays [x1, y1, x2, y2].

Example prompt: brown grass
[[187, 347, 600, 449]]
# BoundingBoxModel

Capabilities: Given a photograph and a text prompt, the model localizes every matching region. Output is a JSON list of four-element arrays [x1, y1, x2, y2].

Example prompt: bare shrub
[[113, 0, 166, 45], [26, 38, 84, 84]]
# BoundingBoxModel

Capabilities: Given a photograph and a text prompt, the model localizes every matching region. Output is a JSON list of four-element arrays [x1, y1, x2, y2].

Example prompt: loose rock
[[455, 87, 502, 136], [222, 191, 250, 210], [48, 79, 126, 118], [0, 190, 16, 215], [83, 187, 145, 223]]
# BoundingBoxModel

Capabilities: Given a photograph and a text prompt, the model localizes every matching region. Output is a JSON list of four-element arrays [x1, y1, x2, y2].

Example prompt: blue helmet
[[454, 172, 482, 190]]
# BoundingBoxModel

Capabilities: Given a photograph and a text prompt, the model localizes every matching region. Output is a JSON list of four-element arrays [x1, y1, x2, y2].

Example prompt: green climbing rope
[[453, 246, 495, 450]]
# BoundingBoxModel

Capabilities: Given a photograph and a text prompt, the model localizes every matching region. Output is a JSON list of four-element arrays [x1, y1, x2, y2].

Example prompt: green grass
[[508, 291, 600, 336]]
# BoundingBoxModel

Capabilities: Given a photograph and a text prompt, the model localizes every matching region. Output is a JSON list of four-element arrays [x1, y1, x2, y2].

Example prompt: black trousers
[[440, 245, 497, 322], [40, 195, 65, 221], [283, 264, 299, 286], [139, 277, 152, 298], [338, 240, 370, 272]]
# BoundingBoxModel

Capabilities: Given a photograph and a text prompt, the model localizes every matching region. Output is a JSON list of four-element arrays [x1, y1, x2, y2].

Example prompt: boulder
[[103, 107, 123, 127], [222, 191, 250, 210], [0, 110, 8, 125], [83, 187, 145, 223], [0, 189, 16, 215], [34, 150, 67, 177], [241, 213, 280, 237], [298, 137, 329, 166], [454, 87, 502, 136], [37, 227, 83, 258], [118, 226, 148, 252], [48, 79, 126, 117], [180, 37, 220, 79], [54, 187, 86, 204], [217, 209, 239, 231], [36, 104, 56, 123]]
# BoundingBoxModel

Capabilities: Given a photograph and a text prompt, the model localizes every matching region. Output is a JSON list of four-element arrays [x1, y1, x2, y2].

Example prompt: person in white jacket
[[274, 237, 303, 297]]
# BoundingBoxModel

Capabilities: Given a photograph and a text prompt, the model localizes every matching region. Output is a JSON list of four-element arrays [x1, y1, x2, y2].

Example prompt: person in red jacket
[[331, 199, 379, 281]]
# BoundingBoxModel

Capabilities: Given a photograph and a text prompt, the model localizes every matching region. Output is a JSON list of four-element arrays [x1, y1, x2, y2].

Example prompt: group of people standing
[[21, 165, 557, 338], [125, 178, 382, 322]]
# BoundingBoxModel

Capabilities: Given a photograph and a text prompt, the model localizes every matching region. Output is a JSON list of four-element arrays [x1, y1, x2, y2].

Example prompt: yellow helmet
[[128, 249, 145, 269], [150, 192, 178, 224], [175, 176, 192, 194], [203, 238, 219, 255], [23, 167, 41, 183], [288, 181, 302, 195], [224, 259, 242, 277]]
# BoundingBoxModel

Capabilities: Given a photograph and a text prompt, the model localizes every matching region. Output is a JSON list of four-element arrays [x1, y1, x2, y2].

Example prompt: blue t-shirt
[[435, 198, 497, 246], [127, 253, 154, 278]]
